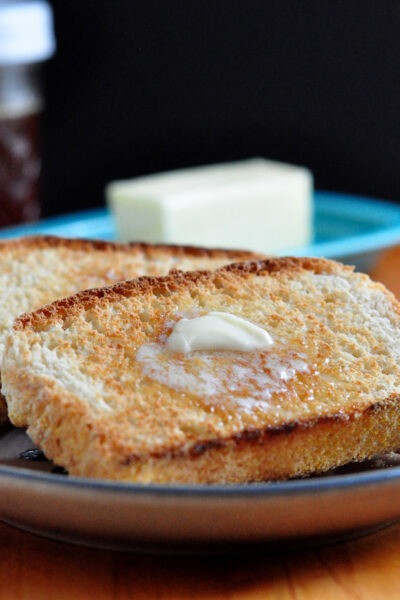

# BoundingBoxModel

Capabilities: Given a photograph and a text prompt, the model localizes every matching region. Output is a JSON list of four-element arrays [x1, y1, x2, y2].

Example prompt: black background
[[42, 0, 400, 216]]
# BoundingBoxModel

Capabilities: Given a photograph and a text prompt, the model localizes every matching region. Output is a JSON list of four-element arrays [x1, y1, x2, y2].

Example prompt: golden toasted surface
[[0, 236, 261, 422], [3, 257, 400, 483]]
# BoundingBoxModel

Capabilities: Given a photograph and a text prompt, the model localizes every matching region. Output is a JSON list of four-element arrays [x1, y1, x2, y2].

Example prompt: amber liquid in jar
[[0, 109, 41, 227]]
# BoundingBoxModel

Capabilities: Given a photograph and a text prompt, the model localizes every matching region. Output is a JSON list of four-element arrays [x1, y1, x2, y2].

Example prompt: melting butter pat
[[106, 158, 313, 253], [166, 312, 273, 354]]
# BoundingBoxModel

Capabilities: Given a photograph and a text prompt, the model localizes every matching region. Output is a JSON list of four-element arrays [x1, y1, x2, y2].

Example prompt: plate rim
[[1, 459, 400, 498]]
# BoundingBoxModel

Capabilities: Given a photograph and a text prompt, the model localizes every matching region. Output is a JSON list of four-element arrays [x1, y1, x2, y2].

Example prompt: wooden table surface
[[1, 247, 400, 600]]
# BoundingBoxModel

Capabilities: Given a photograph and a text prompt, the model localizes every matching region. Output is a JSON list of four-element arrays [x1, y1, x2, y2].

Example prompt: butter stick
[[106, 158, 313, 253]]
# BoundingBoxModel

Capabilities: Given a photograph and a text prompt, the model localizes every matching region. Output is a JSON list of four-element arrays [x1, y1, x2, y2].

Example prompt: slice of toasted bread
[[3, 257, 400, 484], [0, 236, 261, 423]]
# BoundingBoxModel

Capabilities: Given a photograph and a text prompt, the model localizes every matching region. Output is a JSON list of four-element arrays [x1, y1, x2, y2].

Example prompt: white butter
[[166, 312, 273, 353], [106, 158, 313, 253]]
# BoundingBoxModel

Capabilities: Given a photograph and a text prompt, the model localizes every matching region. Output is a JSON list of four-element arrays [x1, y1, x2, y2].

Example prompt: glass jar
[[0, 1, 55, 227]]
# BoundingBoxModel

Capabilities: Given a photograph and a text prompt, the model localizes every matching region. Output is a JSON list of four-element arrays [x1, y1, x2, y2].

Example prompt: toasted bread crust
[[0, 235, 260, 260], [4, 257, 400, 483], [15, 256, 356, 328]]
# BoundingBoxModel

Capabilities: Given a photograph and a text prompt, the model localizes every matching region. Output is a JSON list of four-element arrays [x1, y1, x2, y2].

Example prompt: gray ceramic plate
[[2, 193, 400, 553], [1, 426, 400, 553]]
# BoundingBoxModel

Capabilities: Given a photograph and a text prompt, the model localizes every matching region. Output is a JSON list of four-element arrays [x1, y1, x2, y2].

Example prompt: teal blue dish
[[1, 191, 399, 271]]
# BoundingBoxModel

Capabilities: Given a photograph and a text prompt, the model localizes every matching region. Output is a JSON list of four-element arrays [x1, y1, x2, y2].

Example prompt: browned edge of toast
[[118, 396, 400, 464], [13, 256, 358, 329], [0, 235, 262, 261]]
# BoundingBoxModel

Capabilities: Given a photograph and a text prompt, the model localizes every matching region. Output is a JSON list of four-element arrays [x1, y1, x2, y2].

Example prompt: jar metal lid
[[0, 0, 56, 65]]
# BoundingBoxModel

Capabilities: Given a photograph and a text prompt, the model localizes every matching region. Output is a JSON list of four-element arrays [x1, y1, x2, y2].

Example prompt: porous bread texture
[[0, 236, 260, 423], [3, 257, 400, 484]]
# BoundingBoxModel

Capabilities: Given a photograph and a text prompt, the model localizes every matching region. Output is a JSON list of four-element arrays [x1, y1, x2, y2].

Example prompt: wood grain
[[371, 246, 400, 299], [1, 247, 400, 599], [1, 520, 400, 599]]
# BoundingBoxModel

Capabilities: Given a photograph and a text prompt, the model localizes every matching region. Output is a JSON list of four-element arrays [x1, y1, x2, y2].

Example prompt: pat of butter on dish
[[106, 158, 313, 254], [166, 312, 273, 353]]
